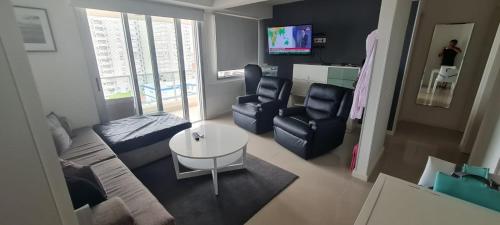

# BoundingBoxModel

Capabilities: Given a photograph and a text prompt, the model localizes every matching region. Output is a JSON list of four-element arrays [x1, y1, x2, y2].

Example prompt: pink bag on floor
[[350, 144, 359, 172]]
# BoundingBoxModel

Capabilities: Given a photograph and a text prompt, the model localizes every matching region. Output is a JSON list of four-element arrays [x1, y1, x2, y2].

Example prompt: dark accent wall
[[262, 0, 382, 79]]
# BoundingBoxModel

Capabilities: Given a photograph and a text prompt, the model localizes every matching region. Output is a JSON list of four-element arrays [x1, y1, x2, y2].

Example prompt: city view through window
[[87, 9, 201, 121]]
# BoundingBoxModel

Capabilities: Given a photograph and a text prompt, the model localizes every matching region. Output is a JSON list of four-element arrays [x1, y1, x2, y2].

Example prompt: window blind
[[215, 13, 258, 72]]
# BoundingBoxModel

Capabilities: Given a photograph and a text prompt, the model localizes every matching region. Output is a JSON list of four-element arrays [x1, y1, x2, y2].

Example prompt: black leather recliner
[[244, 64, 262, 95], [232, 76, 292, 134], [273, 83, 353, 159]]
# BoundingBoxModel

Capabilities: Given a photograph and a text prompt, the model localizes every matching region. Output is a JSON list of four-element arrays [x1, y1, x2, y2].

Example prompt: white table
[[169, 123, 248, 195], [354, 173, 500, 225]]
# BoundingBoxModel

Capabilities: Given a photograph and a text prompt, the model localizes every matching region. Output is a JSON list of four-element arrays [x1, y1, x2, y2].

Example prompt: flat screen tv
[[267, 25, 312, 55]]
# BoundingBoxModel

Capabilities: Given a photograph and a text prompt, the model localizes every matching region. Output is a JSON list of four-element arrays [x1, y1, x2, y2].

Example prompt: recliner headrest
[[257, 76, 284, 102], [305, 83, 353, 121]]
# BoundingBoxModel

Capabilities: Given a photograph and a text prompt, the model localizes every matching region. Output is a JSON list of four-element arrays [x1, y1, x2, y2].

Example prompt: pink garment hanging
[[350, 144, 359, 172], [350, 30, 378, 119]]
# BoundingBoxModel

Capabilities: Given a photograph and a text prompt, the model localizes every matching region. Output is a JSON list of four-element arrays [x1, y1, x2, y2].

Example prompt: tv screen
[[267, 25, 312, 55]]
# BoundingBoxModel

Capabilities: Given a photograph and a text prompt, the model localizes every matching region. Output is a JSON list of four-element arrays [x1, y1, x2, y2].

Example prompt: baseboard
[[367, 146, 384, 179], [206, 110, 232, 120], [351, 146, 385, 182], [352, 169, 369, 181]]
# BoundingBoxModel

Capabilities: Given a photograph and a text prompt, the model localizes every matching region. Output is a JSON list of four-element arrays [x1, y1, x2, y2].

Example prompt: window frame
[[217, 69, 245, 80], [75, 8, 205, 122]]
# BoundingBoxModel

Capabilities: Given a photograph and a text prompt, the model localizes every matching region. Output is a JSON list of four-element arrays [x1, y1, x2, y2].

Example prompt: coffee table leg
[[240, 145, 247, 168], [212, 158, 218, 195], [172, 152, 181, 180]]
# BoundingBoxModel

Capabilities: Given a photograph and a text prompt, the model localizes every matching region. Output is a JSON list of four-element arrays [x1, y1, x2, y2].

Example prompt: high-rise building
[[87, 13, 197, 100]]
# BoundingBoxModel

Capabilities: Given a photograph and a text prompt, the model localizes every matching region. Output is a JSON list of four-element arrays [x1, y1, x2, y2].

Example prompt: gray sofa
[[60, 127, 174, 225]]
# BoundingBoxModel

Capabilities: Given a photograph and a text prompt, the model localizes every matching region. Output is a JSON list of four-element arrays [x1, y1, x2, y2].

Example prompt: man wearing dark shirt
[[439, 39, 462, 66]]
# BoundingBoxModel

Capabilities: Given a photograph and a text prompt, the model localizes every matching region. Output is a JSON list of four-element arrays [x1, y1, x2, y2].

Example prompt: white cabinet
[[355, 174, 500, 225], [292, 64, 329, 81], [291, 64, 360, 105]]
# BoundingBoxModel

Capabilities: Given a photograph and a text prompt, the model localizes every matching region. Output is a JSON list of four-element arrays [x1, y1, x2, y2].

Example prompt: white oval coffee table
[[169, 123, 248, 195]]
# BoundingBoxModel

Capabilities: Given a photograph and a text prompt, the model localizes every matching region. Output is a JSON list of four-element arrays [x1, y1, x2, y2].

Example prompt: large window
[[86, 9, 203, 122], [87, 10, 133, 100]]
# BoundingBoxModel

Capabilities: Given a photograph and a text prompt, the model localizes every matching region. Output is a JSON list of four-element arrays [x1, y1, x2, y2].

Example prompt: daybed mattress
[[93, 112, 191, 154]]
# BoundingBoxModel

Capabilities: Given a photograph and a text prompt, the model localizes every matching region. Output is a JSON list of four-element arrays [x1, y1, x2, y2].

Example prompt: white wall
[[0, 1, 77, 224], [353, 0, 412, 181], [201, 12, 245, 119], [468, 24, 500, 174], [460, 6, 500, 152], [11, 0, 100, 128]]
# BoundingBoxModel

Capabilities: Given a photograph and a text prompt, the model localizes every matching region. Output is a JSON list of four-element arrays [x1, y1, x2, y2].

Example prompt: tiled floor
[[206, 115, 468, 225], [416, 85, 454, 108], [370, 121, 469, 183]]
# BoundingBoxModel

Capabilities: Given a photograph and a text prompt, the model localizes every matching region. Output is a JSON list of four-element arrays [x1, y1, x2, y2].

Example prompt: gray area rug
[[133, 154, 298, 225]]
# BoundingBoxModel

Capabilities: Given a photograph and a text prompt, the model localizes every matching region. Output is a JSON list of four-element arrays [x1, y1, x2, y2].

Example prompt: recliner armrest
[[309, 118, 345, 131], [237, 94, 258, 104], [279, 106, 306, 117], [257, 100, 280, 112]]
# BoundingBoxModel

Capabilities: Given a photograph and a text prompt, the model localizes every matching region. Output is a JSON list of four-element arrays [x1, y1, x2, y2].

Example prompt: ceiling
[[141, 0, 302, 19], [146, 0, 302, 10]]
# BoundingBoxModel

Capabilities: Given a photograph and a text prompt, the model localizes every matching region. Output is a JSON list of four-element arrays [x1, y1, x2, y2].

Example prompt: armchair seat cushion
[[232, 102, 260, 117], [273, 116, 312, 140], [289, 115, 310, 125]]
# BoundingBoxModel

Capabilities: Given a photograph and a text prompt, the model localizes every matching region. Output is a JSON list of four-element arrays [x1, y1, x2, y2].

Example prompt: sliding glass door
[[180, 19, 202, 122], [87, 9, 136, 120], [126, 13, 159, 114], [151, 16, 186, 117], [86, 9, 203, 122]]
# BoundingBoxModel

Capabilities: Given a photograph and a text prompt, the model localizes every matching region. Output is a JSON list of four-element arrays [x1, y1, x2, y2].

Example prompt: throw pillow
[[51, 126, 72, 155], [58, 116, 73, 137], [53, 113, 73, 137], [47, 113, 72, 155], [418, 156, 456, 188], [65, 176, 106, 209], [60, 159, 107, 198], [47, 113, 62, 130]]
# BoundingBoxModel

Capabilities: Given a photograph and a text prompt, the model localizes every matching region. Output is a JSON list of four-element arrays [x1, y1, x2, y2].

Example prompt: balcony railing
[[100, 71, 198, 101]]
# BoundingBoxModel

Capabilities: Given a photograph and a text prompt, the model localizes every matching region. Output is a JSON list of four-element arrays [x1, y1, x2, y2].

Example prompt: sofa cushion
[[92, 158, 174, 225], [60, 128, 116, 166], [93, 112, 191, 154]]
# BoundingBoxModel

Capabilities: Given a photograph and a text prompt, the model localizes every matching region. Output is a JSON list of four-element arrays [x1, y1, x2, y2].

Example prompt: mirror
[[416, 23, 474, 108]]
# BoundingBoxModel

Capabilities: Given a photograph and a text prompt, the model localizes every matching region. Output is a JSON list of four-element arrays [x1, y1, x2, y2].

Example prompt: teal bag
[[460, 164, 490, 188], [434, 172, 500, 212], [462, 164, 489, 179]]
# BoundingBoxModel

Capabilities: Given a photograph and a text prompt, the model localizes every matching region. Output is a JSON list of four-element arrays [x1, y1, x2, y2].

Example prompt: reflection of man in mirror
[[439, 39, 462, 66]]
